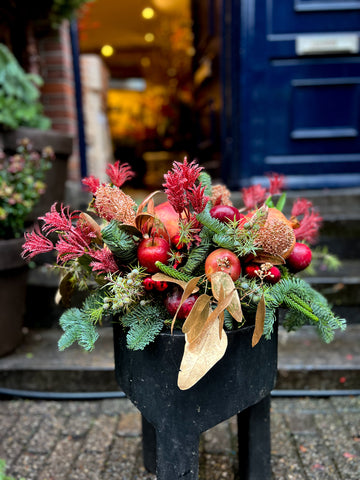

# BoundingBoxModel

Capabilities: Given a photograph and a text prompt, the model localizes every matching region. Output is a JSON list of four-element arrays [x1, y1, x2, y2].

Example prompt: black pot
[[113, 321, 278, 480], [0, 237, 28, 356]]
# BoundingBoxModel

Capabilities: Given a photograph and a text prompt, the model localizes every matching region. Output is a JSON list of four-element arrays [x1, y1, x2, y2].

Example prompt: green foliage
[[196, 209, 228, 236], [82, 290, 107, 324], [49, 0, 93, 27], [58, 308, 99, 351], [0, 44, 51, 130], [0, 459, 25, 480], [0, 138, 54, 238], [265, 192, 287, 211], [101, 220, 138, 264], [180, 240, 212, 275], [155, 261, 194, 282], [119, 304, 166, 350], [198, 171, 213, 198], [263, 277, 346, 342]]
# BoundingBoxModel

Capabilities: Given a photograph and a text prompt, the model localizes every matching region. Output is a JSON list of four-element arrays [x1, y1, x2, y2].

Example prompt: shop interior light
[[142, 7, 155, 19], [144, 33, 155, 43], [101, 44, 114, 57]]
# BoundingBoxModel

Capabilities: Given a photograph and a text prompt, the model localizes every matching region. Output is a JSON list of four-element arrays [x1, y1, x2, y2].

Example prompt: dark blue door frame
[[221, 0, 360, 190]]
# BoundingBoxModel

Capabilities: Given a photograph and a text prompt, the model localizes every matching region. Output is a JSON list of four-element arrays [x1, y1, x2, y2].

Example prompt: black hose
[[0, 387, 358, 401], [0, 388, 126, 401], [272, 389, 360, 397]]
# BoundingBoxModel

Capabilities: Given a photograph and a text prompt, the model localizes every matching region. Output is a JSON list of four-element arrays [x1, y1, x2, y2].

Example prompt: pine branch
[[196, 209, 229, 235], [198, 171, 213, 197], [180, 241, 212, 275], [101, 220, 138, 264], [58, 308, 99, 351], [119, 303, 167, 350], [155, 261, 194, 282]]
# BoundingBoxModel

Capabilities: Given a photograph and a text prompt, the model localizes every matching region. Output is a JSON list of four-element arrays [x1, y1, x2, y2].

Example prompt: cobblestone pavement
[[0, 395, 359, 480]]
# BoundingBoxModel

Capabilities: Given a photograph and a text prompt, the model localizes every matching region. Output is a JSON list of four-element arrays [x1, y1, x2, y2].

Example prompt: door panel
[[222, 0, 360, 188]]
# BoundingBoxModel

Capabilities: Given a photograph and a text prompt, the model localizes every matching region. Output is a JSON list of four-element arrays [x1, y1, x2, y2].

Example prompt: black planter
[[0, 237, 28, 356], [113, 321, 278, 480]]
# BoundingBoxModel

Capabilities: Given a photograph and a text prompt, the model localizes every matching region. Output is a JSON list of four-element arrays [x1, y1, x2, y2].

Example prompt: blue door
[[221, 0, 360, 189]]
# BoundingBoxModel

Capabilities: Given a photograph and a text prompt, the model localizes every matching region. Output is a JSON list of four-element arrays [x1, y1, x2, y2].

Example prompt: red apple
[[210, 204, 244, 224], [286, 242, 312, 273], [137, 236, 170, 273], [164, 288, 198, 319], [205, 248, 241, 281]]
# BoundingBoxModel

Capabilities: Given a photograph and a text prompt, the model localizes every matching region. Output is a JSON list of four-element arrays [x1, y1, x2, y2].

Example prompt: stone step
[[0, 324, 358, 394]]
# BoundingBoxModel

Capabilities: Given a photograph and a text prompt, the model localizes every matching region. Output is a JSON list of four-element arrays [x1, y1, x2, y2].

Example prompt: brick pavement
[[0, 395, 359, 480]]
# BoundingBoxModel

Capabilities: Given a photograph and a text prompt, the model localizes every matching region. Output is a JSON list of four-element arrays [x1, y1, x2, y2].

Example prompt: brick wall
[[37, 22, 80, 181]]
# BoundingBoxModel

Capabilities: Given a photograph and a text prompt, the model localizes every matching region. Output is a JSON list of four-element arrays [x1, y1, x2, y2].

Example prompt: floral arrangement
[[22, 158, 346, 389], [0, 138, 54, 239]]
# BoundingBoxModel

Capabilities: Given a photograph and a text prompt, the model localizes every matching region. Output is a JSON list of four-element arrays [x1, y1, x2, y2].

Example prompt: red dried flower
[[89, 247, 119, 274], [291, 198, 323, 244], [267, 173, 286, 195], [106, 161, 135, 188], [82, 175, 100, 194], [187, 184, 209, 214], [22, 227, 54, 259], [40, 203, 79, 234], [241, 184, 267, 210], [163, 158, 207, 221]]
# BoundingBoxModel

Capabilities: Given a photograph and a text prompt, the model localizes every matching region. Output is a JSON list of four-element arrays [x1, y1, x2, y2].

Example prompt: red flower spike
[[267, 172, 286, 195], [143, 277, 155, 290], [241, 184, 267, 210], [82, 175, 100, 194], [106, 161, 135, 188], [22, 227, 54, 259]]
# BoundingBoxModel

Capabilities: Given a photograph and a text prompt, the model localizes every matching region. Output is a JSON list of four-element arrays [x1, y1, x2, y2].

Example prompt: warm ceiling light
[[144, 33, 155, 43], [142, 7, 155, 19], [101, 45, 114, 57]]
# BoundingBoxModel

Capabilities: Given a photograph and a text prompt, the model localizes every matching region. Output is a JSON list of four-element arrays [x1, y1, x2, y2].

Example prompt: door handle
[[296, 34, 359, 55]]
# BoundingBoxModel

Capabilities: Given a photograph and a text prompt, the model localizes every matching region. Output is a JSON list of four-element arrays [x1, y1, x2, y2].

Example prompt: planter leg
[[141, 414, 157, 474], [155, 427, 200, 480], [237, 394, 272, 480]]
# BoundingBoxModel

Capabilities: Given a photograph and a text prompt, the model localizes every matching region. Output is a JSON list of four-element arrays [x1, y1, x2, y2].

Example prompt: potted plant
[[0, 43, 73, 218], [22, 159, 346, 478], [0, 138, 54, 356]]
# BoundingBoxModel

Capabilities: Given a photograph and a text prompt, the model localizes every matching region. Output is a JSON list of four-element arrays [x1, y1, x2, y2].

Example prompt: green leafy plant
[[49, 0, 93, 27], [0, 44, 51, 131], [0, 459, 25, 480], [22, 159, 346, 389], [0, 138, 54, 238]]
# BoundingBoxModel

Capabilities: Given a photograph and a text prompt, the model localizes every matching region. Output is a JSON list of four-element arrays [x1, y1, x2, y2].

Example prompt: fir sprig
[[58, 308, 99, 351], [155, 261, 194, 282], [119, 304, 167, 350]]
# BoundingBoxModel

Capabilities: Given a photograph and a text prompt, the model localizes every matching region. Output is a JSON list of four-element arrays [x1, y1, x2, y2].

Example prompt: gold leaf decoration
[[252, 293, 266, 347], [210, 272, 243, 323], [178, 315, 228, 390], [182, 294, 211, 343]]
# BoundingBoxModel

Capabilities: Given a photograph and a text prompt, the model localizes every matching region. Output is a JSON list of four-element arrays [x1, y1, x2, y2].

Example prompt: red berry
[[143, 277, 155, 290], [154, 281, 168, 291], [171, 234, 185, 250], [244, 263, 281, 284], [265, 266, 281, 284], [286, 242, 312, 273]]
